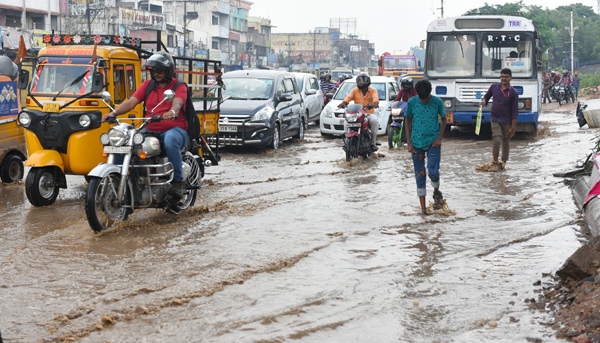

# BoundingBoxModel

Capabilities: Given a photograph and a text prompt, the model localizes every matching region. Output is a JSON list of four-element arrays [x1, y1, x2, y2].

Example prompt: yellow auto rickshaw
[[0, 56, 27, 183], [17, 33, 221, 206]]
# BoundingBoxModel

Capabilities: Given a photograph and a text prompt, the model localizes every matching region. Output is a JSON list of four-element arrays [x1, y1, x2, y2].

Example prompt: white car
[[293, 73, 324, 125], [319, 76, 400, 136]]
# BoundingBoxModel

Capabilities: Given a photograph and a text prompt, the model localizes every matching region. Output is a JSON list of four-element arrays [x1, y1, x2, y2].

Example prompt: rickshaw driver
[[102, 51, 189, 199]]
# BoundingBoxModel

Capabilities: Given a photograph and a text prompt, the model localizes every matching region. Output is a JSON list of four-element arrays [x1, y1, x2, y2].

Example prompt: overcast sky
[[250, 0, 598, 55]]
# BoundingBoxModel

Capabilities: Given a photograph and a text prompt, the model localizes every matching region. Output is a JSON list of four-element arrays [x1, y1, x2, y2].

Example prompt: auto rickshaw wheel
[[1, 154, 24, 183], [25, 167, 60, 207]]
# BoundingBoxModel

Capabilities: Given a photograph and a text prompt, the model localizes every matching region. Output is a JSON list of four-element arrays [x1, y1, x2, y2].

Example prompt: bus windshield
[[383, 57, 416, 70], [482, 33, 534, 78], [31, 57, 94, 95], [426, 34, 476, 77]]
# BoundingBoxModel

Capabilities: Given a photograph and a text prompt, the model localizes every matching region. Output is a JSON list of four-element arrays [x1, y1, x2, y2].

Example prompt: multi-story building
[[247, 16, 273, 68], [228, 0, 250, 69]]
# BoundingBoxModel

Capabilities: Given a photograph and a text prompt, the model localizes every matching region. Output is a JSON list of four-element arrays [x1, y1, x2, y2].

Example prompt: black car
[[212, 70, 305, 149]]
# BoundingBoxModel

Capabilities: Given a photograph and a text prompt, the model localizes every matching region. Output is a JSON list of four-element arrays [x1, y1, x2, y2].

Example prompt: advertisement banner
[[209, 49, 221, 61], [271, 34, 332, 53], [0, 81, 19, 119], [2, 30, 32, 50], [32, 30, 51, 49]]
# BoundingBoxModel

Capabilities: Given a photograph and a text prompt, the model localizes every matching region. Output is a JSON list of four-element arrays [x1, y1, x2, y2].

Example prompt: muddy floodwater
[[0, 102, 595, 342]]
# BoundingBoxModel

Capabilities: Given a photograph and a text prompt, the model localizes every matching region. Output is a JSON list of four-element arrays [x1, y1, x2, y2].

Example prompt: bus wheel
[[0, 154, 24, 183]]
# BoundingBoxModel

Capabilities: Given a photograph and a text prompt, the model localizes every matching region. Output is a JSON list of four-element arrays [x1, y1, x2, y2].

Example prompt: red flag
[[14, 35, 27, 64], [91, 42, 98, 64]]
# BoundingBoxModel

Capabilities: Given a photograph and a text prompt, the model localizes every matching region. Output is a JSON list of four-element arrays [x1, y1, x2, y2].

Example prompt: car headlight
[[345, 112, 359, 122], [79, 114, 91, 128], [18, 112, 31, 126], [322, 106, 333, 118], [444, 99, 452, 108], [252, 106, 274, 121], [108, 127, 128, 146]]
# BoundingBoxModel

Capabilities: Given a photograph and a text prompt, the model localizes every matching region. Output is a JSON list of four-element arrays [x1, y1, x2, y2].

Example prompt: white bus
[[425, 15, 542, 133]]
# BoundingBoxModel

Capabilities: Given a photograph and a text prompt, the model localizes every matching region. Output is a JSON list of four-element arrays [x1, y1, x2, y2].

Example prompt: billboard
[[271, 33, 332, 61]]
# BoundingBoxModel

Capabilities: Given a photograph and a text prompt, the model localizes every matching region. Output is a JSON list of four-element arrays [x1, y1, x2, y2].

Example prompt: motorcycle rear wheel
[[85, 174, 128, 233], [167, 154, 199, 214]]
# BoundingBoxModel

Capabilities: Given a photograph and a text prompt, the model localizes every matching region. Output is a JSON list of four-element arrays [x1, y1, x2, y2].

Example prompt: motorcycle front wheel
[[345, 137, 353, 162], [85, 174, 128, 233]]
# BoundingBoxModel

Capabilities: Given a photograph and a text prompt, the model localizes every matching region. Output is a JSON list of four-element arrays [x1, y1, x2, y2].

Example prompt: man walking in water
[[479, 68, 519, 171]]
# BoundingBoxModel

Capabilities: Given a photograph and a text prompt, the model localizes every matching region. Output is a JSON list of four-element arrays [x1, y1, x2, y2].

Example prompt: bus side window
[[113, 65, 126, 104]]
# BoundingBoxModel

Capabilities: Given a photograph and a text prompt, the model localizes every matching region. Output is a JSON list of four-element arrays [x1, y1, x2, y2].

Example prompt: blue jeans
[[160, 127, 188, 181], [411, 145, 441, 197]]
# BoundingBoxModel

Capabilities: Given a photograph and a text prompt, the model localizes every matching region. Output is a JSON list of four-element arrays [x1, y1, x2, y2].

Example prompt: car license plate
[[347, 122, 361, 127], [43, 102, 60, 113], [219, 125, 237, 132], [103, 146, 131, 154], [445, 112, 454, 124]]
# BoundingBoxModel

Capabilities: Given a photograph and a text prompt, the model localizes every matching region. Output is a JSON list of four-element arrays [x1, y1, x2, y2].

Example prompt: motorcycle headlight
[[322, 106, 333, 118], [108, 127, 128, 146], [79, 114, 91, 128], [100, 133, 109, 145], [133, 133, 144, 145], [345, 112, 359, 123], [18, 112, 31, 126], [252, 106, 274, 121], [444, 99, 452, 108]]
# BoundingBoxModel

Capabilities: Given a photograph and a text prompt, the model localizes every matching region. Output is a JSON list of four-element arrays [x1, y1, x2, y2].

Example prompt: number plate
[[103, 146, 132, 154], [347, 122, 362, 127], [219, 125, 237, 132], [445, 112, 454, 124], [43, 102, 60, 113]]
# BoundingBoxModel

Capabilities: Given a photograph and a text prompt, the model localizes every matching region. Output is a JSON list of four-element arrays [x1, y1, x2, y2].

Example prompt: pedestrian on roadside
[[543, 72, 552, 104], [479, 68, 519, 171], [573, 71, 581, 100], [405, 80, 447, 215]]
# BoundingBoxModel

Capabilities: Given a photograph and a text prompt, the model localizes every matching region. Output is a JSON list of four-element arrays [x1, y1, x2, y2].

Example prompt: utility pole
[[313, 30, 316, 72], [438, 0, 444, 18], [570, 11, 578, 73], [86, 0, 91, 34]]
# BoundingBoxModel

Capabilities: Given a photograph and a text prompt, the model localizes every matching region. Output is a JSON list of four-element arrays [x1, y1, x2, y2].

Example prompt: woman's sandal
[[433, 190, 444, 210]]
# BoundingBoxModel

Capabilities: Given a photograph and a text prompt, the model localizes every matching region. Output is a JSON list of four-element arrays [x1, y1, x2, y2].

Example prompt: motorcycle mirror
[[101, 91, 112, 102], [163, 90, 175, 102], [326, 93, 333, 100]]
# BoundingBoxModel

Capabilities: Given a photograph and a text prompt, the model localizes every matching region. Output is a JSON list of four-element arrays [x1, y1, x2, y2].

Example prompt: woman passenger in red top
[[395, 75, 418, 102], [101, 51, 188, 199]]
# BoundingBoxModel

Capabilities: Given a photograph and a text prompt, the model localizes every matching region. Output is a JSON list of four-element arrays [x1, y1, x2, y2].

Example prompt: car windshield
[[426, 34, 476, 77], [30, 57, 94, 95], [332, 71, 351, 80], [223, 78, 274, 99], [333, 82, 387, 101]]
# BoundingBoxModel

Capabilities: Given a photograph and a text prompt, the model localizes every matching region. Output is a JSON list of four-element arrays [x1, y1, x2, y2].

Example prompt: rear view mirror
[[163, 90, 175, 101], [389, 94, 396, 101], [91, 71, 104, 93], [17, 69, 29, 90], [326, 93, 334, 100], [306, 89, 317, 95], [279, 94, 293, 102]]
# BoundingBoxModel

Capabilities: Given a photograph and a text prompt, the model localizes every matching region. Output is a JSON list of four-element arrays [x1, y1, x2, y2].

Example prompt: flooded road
[[0, 101, 595, 342]]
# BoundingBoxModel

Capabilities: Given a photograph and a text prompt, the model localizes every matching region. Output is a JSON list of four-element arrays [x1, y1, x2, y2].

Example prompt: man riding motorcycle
[[560, 69, 575, 102], [395, 75, 418, 102], [320, 73, 336, 95], [101, 51, 189, 199], [338, 73, 380, 151]]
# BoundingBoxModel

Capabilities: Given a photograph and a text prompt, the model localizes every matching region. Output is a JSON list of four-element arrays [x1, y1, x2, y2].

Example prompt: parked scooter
[[388, 101, 408, 149], [342, 103, 375, 162], [84, 90, 203, 233]]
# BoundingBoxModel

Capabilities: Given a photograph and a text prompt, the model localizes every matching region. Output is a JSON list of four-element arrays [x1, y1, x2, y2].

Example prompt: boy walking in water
[[479, 68, 519, 171], [405, 80, 447, 215]]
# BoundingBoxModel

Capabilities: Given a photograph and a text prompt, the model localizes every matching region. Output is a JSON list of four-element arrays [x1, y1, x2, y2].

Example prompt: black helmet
[[400, 76, 414, 91], [324, 73, 331, 81], [146, 51, 175, 82], [356, 73, 371, 89], [320, 74, 325, 81]]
